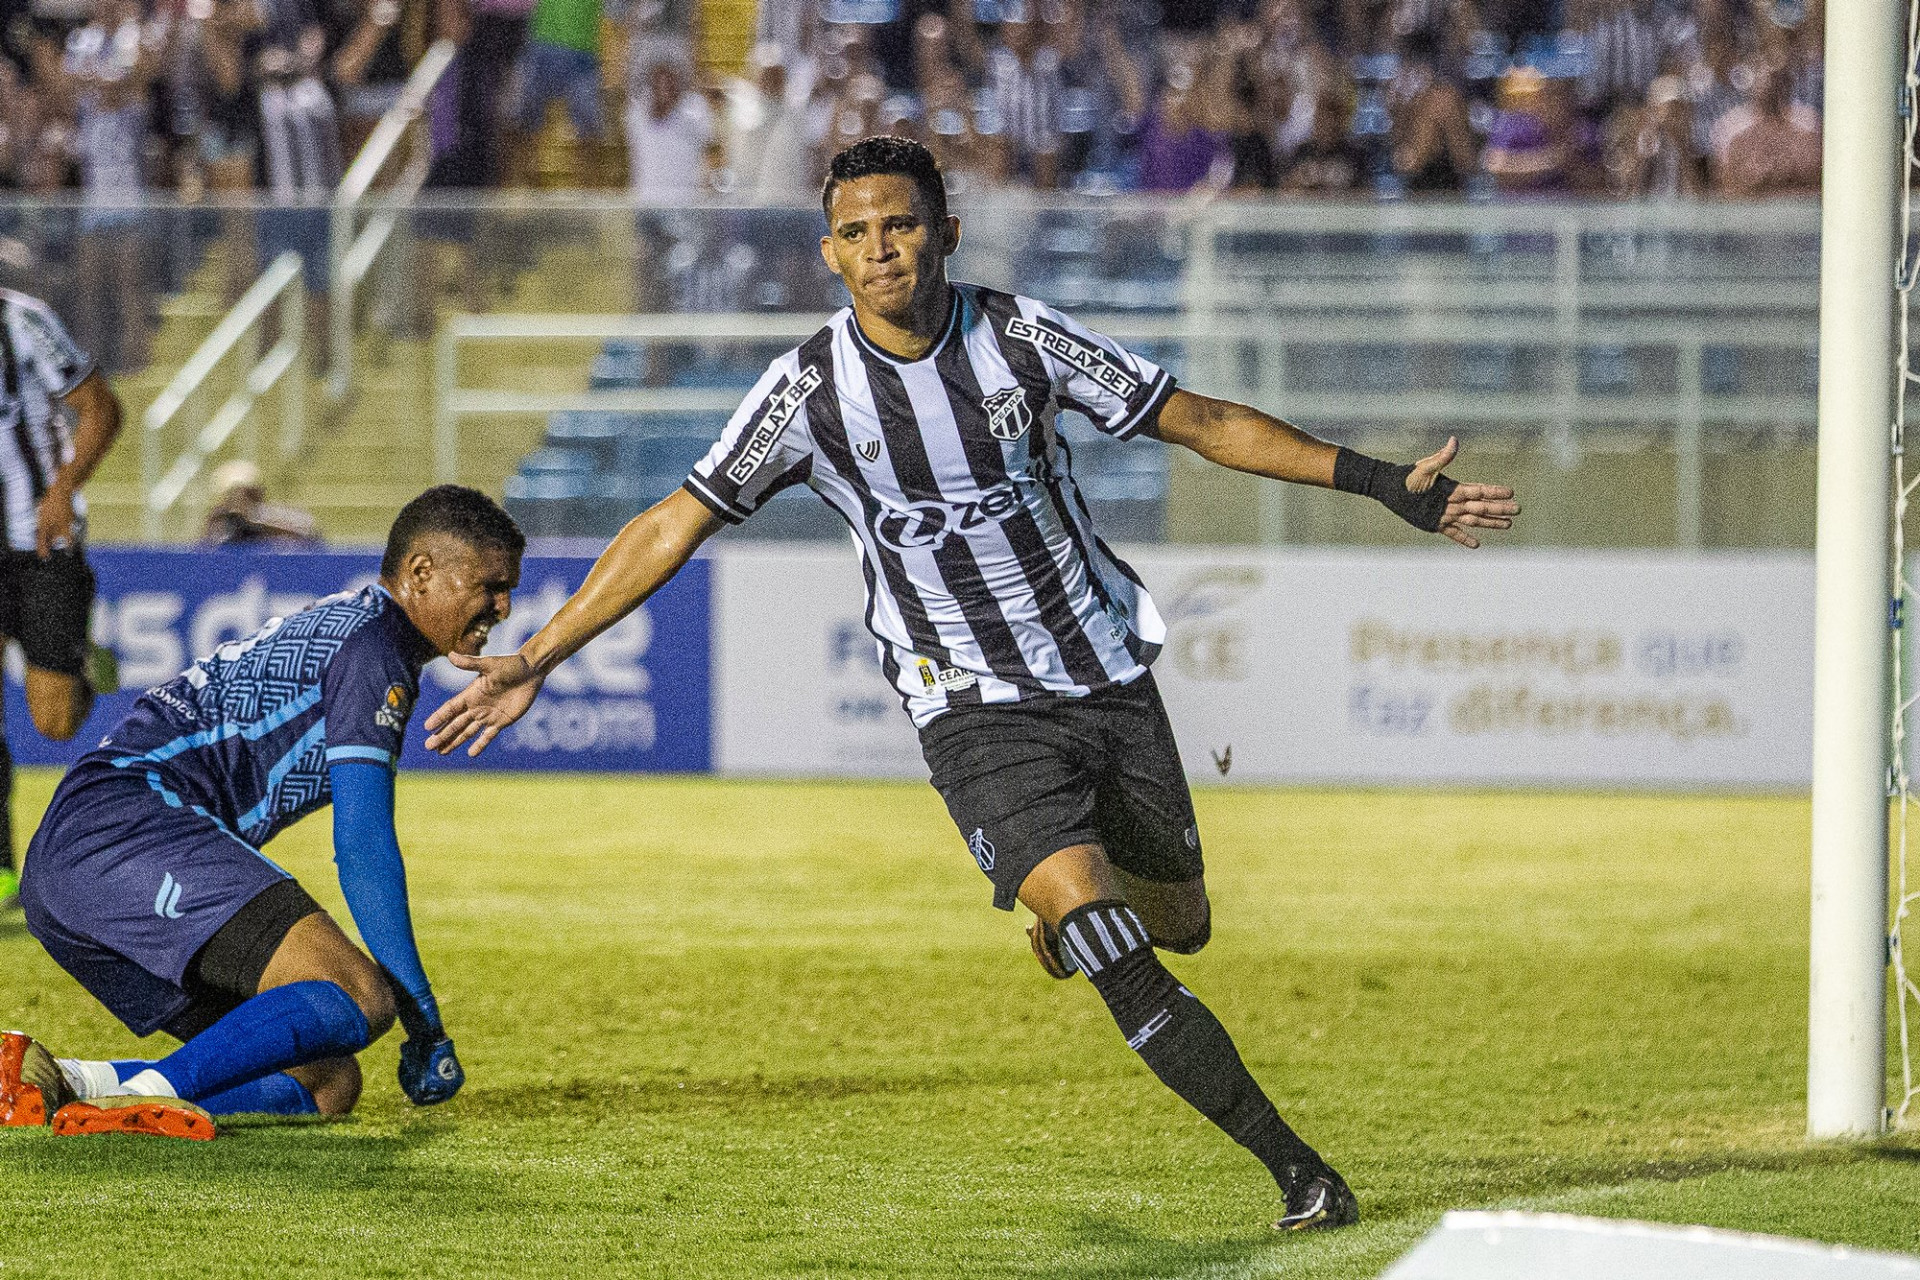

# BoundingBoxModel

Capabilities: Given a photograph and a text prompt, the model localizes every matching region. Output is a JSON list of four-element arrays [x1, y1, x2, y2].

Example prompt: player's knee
[[1153, 905, 1212, 955], [303, 1057, 363, 1116], [26, 689, 86, 741], [333, 968, 396, 1043], [1155, 923, 1210, 954]]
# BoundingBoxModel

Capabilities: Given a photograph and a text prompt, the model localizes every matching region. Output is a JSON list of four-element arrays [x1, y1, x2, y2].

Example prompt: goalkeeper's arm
[[330, 761, 462, 1103]]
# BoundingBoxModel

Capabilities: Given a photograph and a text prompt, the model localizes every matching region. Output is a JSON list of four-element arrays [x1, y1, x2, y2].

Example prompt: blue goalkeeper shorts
[[21, 760, 298, 1037]]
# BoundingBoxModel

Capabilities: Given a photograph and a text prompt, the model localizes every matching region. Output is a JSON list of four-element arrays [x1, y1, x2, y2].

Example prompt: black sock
[[1061, 900, 1327, 1188]]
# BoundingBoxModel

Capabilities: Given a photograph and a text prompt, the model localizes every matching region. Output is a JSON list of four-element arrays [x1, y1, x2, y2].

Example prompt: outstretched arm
[[1150, 388, 1520, 548], [424, 488, 723, 755]]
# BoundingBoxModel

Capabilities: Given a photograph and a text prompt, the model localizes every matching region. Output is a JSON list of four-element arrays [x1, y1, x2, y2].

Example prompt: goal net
[[1891, 0, 1920, 1128]]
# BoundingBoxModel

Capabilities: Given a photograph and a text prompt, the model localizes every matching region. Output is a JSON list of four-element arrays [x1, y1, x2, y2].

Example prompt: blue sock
[[113, 1058, 320, 1116], [149, 981, 371, 1104], [195, 1073, 319, 1117]]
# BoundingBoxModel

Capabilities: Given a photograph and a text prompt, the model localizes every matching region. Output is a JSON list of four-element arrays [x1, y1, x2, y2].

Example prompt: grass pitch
[[2, 770, 1917, 1278]]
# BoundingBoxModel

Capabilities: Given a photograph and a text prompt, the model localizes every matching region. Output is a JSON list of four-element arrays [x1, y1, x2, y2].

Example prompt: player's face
[[820, 174, 959, 327], [394, 537, 520, 657]]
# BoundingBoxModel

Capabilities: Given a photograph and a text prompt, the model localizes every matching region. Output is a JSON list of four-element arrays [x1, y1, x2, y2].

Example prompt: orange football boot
[[53, 1096, 216, 1141], [0, 1031, 73, 1127]]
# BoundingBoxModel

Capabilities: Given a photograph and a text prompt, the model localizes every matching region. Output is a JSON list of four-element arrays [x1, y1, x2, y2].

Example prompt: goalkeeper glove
[[392, 985, 464, 1106], [398, 1032, 464, 1106]]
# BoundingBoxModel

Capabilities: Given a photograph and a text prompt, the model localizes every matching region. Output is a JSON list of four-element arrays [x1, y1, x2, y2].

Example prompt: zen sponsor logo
[[1006, 316, 1139, 399], [983, 386, 1032, 441], [725, 366, 822, 484], [873, 482, 1022, 552]]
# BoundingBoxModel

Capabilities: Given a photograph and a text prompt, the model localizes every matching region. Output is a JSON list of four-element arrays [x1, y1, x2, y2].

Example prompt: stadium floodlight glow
[[1808, 0, 1903, 1138]]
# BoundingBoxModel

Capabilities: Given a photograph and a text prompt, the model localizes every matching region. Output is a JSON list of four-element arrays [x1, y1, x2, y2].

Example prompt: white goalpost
[[1809, 0, 1905, 1138]]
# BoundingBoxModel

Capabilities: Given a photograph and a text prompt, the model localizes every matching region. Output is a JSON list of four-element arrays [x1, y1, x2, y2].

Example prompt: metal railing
[[327, 38, 456, 401], [140, 252, 307, 540], [435, 308, 1816, 548]]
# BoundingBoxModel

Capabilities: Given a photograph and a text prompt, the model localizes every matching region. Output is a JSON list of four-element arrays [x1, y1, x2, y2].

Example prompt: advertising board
[[711, 546, 1816, 789], [3, 549, 710, 772]]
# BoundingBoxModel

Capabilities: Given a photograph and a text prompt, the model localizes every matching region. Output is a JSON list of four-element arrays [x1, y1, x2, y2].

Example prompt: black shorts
[[0, 547, 95, 677], [167, 878, 324, 1040], [919, 671, 1205, 911]]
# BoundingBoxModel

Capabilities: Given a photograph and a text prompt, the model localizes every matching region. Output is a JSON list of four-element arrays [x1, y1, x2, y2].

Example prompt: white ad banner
[[711, 546, 1815, 789]]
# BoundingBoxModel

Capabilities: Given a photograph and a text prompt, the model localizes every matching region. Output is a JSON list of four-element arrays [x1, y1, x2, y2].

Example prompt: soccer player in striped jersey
[[0, 290, 123, 911], [0, 487, 521, 1138], [425, 136, 1520, 1230]]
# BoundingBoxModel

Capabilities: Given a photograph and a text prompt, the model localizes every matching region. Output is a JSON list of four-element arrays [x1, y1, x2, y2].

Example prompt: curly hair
[[821, 135, 950, 227], [381, 485, 525, 578]]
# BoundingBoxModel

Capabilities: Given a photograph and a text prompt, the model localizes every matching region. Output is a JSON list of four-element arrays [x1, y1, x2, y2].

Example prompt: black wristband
[[1332, 447, 1457, 532], [381, 966, 441, 1042]]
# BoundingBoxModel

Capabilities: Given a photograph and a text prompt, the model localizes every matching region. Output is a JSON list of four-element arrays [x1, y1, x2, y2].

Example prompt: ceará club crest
[[983, 386, 1032, 441]]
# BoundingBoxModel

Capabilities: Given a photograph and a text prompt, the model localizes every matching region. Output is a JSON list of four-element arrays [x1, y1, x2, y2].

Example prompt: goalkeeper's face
[[391, 535, 521, 658]]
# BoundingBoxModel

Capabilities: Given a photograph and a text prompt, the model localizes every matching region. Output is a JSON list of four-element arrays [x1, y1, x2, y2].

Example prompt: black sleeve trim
[[1109, 371, 1177, 441], [682, 476, 746, 524]]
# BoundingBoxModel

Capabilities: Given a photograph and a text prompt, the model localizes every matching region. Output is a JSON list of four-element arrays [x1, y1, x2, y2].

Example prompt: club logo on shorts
[[856, 438, 882, 463], [154, 872, 184, 920], [983, 386, 1032, 441], [968, 827, 996, 872], [376, 683, 414, 730], [1184, 824, 1200, 851]]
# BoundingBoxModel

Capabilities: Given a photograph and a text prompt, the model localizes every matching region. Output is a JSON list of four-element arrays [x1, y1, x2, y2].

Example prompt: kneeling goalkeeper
[[0, 486, 521, 1138]]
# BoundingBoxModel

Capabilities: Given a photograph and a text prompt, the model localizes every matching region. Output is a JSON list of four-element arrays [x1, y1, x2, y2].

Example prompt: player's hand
[[398, 1033, 465, 1105], [1408, 437, 1521, 549], [35, 482, 77, 559], [422, 652, 544, 757]]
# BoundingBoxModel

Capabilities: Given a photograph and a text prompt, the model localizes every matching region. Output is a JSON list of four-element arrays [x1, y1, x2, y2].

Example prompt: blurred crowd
[[739, 0, 1825, 200], [0, 0, 1826, 204], [0, 0, 1823, 368]]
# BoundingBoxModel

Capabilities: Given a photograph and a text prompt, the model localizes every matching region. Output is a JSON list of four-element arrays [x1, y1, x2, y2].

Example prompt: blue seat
[[1579, 345, 1635, 395], [619, 431, 715, 477], [588, 346, 648, 389], [503, 471, 599, 539], [1458, 345, 1516, 393], [1703, 346, 1742, 395], [544, 412, 629, 468], [518, 446, 598, 476]]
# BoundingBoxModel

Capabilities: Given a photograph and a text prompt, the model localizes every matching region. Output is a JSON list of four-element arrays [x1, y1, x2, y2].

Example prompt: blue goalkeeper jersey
[[88, 584, 437, 847]]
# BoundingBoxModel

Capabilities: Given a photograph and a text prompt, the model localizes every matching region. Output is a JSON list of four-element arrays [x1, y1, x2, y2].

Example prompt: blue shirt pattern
[[90, 584, 436, 848]]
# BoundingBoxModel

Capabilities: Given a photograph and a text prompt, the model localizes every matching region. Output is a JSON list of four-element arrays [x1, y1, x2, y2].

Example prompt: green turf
[[2, 770, 1917, 1277]]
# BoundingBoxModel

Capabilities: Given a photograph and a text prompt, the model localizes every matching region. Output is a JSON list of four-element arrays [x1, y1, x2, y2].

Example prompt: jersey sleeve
[[681, 353, 820, 524], [321, 623, 418, 770], [10, 295, 93, 397], [1008, 298, 1175, 441]]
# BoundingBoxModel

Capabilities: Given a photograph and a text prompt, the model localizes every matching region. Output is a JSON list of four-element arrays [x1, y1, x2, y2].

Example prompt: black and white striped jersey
[[684, 282, 1175, 727], [0, 290, 93, 553]]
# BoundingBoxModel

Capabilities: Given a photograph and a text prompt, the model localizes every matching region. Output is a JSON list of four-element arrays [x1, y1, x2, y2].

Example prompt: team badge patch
[[375, 683, 414, 730], [983, 386, 1032, 442], [857, 438, 882, 463], [968, 827, 996, 872]]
